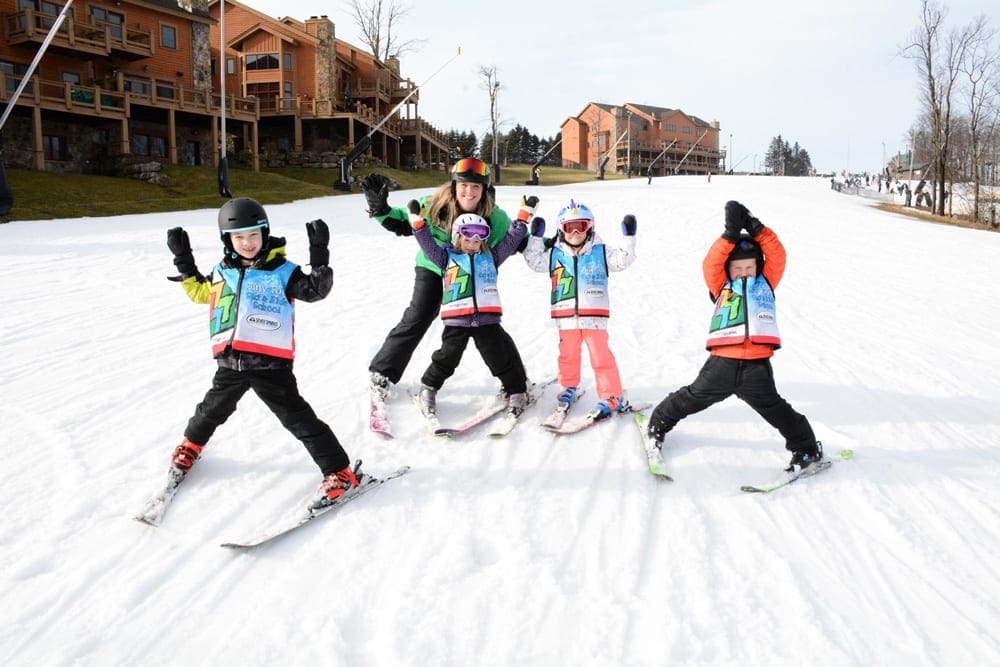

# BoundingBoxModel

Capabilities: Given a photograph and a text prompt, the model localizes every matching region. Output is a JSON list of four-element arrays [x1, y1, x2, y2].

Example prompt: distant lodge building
[[0, 0, 450, 176], [886, 152, 929, 180], [562, 103, 723, 177]]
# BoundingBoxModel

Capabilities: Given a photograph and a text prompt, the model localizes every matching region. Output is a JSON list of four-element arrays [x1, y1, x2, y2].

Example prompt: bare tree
[[959, 15, 999, 224], [479, 65, 501, 173], [348, 0, 423, 61], [901, 0, 974, 216]]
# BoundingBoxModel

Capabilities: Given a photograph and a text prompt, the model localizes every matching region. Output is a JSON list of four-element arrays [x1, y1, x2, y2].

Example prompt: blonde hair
[[426, 182, 495, 236]]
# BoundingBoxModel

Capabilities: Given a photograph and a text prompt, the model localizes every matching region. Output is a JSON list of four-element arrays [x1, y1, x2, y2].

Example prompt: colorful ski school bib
[[706, 274, 781, 349]]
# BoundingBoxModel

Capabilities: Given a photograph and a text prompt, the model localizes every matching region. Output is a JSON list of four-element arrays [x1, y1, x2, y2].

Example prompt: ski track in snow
[[1, 177, 999, 665]]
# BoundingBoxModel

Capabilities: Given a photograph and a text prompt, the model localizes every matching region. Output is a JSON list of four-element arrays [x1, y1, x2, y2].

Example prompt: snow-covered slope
[[2, 176, 997, 665]]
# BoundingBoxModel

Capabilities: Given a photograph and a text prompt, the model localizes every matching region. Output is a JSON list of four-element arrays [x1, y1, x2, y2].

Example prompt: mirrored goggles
[[560, 219, 592, 235], [457, 223, 491, 241], [453, 158, 489, 177]]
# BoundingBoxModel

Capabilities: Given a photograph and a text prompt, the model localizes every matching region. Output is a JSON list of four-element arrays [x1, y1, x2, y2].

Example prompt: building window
[[155, 79, 175, 100], [43, 134, 68, 161], [283, 53, 292, 70], [0, 60, 30, 95], [90, 7, 123, 39], [34, 1, 72, 31], [61, 71, 81, 84], [665, 124, 675, 132], [160, 24, 177, 49], [124, 78, 151, 97], [132, 134, 167, 157], [682, 126, 692, 134], [246, 54, 280, 71], [247, 82, 280, 111], [227, 58, 235, 75]]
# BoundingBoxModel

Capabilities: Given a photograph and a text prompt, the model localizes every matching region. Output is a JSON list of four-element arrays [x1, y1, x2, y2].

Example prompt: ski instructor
[[360, 158, 534, 418]]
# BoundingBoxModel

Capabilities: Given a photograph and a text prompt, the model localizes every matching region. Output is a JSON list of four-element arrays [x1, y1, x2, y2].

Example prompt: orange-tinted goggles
[[453, 158, 489, 177]]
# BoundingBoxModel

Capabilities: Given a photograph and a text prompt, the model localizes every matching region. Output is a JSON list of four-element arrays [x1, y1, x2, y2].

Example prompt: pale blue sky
[[242, 0, 996, 173]]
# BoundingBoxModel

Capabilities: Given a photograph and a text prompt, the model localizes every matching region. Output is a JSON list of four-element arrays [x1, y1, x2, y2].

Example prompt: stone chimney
[[305, 16, 336, 101]]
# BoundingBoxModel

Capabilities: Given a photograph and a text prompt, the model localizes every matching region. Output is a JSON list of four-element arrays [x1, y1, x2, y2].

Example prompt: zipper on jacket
[[232, 265, 248, 370], [572, 254, 580, 314], [740, 276, 750, 340]]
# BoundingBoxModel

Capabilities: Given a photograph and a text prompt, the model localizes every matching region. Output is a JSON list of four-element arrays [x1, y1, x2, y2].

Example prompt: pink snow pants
[[557, 329, 622, 399]]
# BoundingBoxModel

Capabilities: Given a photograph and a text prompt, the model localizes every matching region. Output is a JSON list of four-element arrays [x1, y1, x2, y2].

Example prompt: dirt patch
[[875, 203, 999, 232]]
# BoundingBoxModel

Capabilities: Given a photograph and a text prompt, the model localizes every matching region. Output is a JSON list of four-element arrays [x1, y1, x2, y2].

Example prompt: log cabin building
[[0, 0, 450, 176]]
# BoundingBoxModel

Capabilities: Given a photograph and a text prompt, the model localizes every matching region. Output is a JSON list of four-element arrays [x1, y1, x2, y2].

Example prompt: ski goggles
[[559, 219, 593, 235], [452, 158, 490, 178], [456, 223, 491, 241]]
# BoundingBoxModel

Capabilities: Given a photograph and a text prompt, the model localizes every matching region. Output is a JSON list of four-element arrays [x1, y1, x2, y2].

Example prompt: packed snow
[[1, 175, 998, 665]]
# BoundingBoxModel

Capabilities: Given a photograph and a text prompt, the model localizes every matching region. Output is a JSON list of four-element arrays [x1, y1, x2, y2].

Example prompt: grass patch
[[1, 162, 616, 221]]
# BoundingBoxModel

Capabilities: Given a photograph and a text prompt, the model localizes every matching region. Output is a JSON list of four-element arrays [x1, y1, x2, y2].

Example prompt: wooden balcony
[[0, 73, 259, 123], [4, 9, 154, 61], [256, 96, 394, 134], [397, 117, 448, 146], [391, 79, 417, 104]]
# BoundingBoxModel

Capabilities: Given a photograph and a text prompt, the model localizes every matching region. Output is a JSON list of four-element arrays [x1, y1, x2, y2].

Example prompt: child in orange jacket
[[646, 200, 822, 472]]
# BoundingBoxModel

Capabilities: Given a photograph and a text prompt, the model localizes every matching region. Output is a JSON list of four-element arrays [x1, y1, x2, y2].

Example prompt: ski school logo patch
[[245, 313, 281, 331]]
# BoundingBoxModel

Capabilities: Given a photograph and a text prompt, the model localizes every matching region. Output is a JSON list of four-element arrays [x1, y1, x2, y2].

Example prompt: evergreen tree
[[763, 135, 813, 175], [445, 130, 479, 158]]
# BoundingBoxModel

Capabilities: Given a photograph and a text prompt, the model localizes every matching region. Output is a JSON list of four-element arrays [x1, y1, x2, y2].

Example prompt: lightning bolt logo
[[208, 279, 237, 335], [551, 262, 576, 304], [443, 264, 471, 303], [711, 288, 745, 330]]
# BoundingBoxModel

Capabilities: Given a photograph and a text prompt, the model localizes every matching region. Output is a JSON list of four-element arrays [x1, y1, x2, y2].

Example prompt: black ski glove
[[306, 219, 330, 267], [723, 200, 748, 241], [621, 214, 637, 236], [166, 227, 200, 279], [744, 213, 764, 237], [380, 213, 413, 237], [530, 216, 546, 237], [361, 173, 391, 217]]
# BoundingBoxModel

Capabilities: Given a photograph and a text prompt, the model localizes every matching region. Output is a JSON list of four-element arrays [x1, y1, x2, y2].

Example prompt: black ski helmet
[[727, 234, 764, 275], [218, 197, 269, 255]]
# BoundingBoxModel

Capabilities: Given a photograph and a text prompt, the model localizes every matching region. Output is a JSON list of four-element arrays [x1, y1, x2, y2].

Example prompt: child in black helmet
[[156, 197, 357, 518], [646, 200, 823, 474]]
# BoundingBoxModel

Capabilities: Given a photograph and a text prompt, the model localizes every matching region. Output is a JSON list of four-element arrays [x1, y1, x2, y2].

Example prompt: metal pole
[[335, 47, 461, 190], [217, 0, 232, 197], [626, 110, 631, 177]]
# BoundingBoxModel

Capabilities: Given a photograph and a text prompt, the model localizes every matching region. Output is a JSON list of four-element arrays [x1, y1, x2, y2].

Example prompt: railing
[[4, 9, 153, 59], [0, 73, 259, 122], [255, 96, 390, 129], [397, 118, 448, 145], [355, 76, 391, 100]]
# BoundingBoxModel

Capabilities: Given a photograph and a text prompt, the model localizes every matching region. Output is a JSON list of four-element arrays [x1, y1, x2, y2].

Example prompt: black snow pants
[[184, 366, 349, 475], [649, 355, 816, 453]]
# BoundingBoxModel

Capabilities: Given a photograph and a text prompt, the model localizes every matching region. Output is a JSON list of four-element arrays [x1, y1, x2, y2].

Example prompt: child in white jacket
[[523, 199, 637, 423]]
